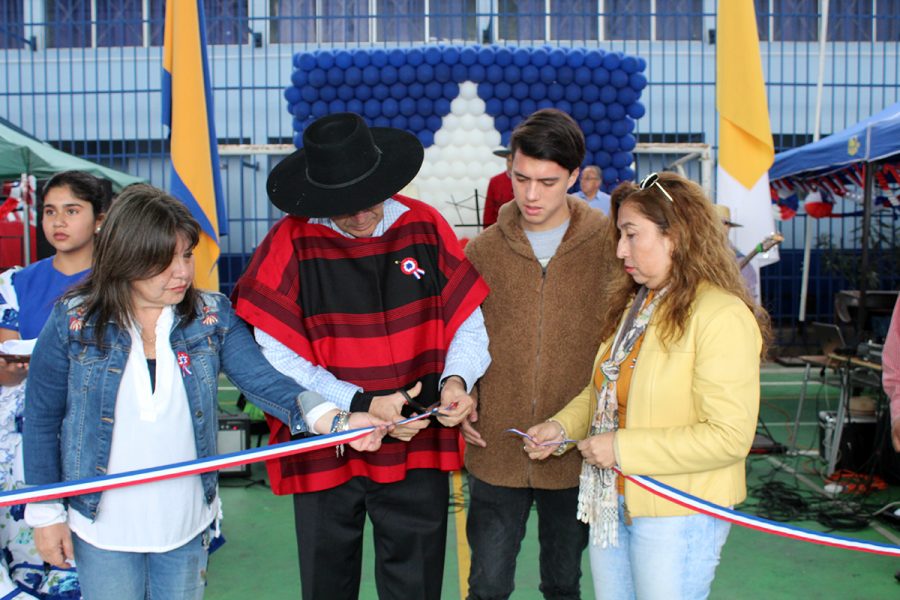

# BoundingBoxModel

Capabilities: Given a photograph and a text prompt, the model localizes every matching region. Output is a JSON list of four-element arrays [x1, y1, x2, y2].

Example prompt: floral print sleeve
[[0, 267, 21, 333]]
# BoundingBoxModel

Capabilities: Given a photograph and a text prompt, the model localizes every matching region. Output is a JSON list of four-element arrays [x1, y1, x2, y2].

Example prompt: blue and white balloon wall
[[284, 45, 647, 236]]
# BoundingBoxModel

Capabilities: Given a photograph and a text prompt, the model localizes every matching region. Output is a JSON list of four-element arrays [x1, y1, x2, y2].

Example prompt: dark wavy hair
[[66, 184, 201, 344], [41, 170, 111, 216], [603, 172, 772, 357]]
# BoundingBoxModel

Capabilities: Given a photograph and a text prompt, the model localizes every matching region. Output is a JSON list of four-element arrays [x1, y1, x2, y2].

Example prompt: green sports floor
[[208, 365, 900, 599]]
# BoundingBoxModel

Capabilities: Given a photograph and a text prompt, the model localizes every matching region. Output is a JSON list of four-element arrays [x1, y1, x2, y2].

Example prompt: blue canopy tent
[[769, 101, 900, 333]]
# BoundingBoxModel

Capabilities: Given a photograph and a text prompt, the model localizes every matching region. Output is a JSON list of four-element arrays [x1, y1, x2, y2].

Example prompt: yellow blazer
[[553, 283, 762, 517]]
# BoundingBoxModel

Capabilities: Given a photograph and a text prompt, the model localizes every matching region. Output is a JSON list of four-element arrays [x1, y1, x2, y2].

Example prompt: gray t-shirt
[[523, 219, 570, 270]]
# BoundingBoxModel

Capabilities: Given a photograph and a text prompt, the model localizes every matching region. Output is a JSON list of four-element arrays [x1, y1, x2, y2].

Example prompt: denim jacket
[[24, 291, 320, 520]]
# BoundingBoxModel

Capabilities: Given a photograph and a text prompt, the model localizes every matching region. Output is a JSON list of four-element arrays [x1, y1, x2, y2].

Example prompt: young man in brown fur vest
[[463, 108, 623, 600]]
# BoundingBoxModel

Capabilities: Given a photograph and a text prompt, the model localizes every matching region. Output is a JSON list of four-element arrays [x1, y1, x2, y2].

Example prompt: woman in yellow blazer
[[526, 172, 770, 600]]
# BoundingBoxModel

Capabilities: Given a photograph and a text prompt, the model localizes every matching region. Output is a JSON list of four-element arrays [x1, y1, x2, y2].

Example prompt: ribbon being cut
[[3, 414, 898, 558]]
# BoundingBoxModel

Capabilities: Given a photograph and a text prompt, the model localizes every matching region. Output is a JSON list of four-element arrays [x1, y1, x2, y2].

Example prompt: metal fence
[[1, 1, 899, 343]]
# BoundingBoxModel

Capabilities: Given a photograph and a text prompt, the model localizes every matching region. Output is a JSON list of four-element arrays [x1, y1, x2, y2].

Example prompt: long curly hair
[[603, 172, 772, 357]]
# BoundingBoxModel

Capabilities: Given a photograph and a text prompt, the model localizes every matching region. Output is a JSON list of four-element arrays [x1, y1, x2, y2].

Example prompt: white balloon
[[434, 129, 450, 147], [450, 160, 467, 179], [450, 98, 468, 116], [459, 81, 478, 100], [432, 161, 450, 179]]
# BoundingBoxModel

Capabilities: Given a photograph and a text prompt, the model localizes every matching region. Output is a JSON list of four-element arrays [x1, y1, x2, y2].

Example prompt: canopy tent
[[769, 102, 900, 333]]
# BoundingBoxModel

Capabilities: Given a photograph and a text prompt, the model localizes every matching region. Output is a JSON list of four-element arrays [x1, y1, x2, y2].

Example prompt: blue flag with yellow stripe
[[162, 0, 227, 290]]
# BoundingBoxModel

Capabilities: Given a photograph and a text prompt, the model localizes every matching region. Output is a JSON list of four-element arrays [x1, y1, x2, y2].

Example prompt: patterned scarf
[[577, 285, 665, 546]]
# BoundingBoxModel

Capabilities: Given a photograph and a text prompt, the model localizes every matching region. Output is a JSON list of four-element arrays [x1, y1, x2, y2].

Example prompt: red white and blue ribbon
[[6, 416, 899, 557]]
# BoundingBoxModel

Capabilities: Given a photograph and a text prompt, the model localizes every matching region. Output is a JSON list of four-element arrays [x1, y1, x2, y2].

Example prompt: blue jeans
[[466, 475, 588, 600], [589, 497, 731, 600], [72, 529, 210, 600]]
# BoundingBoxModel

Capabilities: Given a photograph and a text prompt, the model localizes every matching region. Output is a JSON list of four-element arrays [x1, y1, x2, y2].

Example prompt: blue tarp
[[770, 102, 900, 181]]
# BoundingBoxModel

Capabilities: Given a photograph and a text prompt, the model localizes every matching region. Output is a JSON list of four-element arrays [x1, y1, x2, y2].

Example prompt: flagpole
[[798, 0, 830, 324]]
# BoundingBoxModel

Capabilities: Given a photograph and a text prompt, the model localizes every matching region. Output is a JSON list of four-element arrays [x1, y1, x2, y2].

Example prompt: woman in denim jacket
[[22, 185, 389, 600]]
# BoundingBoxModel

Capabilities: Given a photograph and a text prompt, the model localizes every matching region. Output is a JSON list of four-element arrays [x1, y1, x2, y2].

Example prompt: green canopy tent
[[0, 117, 144, 264]]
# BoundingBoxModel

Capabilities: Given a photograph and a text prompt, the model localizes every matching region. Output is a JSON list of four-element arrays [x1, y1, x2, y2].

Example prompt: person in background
[[463, 108, 624, 600], [23, 185, 386, 600], [573, 166, 612, 215], [526, 172, 770, 600], [0, 170, 110, 599], [232, 112, 490, 600], [884, 293, 900, 451], [713, 204, 759, 299], [482, 146, 515, 228]]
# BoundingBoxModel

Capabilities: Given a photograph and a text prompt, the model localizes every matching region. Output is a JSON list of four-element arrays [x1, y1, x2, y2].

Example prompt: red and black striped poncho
[[232, 196, 489, 494]]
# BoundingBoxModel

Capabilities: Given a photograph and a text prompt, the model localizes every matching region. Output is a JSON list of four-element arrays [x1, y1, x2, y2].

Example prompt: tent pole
[[798, 0, 830, 325], [20, 173, 31, 266], [856, 162, 873, 336]]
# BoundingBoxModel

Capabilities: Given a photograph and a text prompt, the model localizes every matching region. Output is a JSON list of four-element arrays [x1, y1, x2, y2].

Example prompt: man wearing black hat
[[232, 113, 490, 600]]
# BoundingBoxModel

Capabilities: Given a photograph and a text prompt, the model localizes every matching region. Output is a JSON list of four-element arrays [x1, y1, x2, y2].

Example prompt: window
[[1, 0, 25, 49], [430, 0, 477, 41], [46, 1, 91, 48], [829, 0, 873, 41], [656, 0, 702, 41], [552, 0, 598, 41], [604, 0, 703, 41], [876, 0, 900, 41], [377, 0, 425, 42], [96, 0, 145, 47], [772, 0, 818, 42], [499, 0, 546, 41], [270, 0, 315, 43], [204, 0, 249, 45]]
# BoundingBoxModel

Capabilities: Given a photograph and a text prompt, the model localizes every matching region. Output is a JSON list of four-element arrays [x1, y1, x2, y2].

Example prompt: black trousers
[[293, 469, 449, 600]]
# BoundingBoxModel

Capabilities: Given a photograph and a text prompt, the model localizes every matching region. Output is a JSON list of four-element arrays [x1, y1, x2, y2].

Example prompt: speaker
[[217, 412, 251, 477], [818, 410, 877, 473]]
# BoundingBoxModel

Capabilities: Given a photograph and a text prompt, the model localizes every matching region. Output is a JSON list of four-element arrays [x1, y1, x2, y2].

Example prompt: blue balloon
[[292, 101, 311, 119], [610, 69, 629, 88], [469, 63, 486, 82], [604, 52, 623, 71], [513, 48, 531, 66], [620, 135, 636, 152], [347, 99, 364, 114], [617, 87, 638, 106], [599, 85, 618, 104], [548, 48, 566, 67], [408, 114, 425, 131], [425, 81, 443, 99], [478, 81, 494, 99], [602, 134, 619, 152], [390, 82, 407, 99], [399, 97, 417, 118], [434, 97, 452, 115], [589, 102, 607, 120], [547, 82, 565, 101], [382, 65, 398, 85], [509, 114, 523, 130], [443, 82, 459, 99], [581, 119, 595, 135], [298, 53, 316, 71], [629, 72, 648, 91], [416, 63, 434, 82], [316, 50, 334, 70], [308, 68, 326, 87], [449, 63, 467, 82], [503, 98, 519, 116], [408, 82, 424, 98], [337, 85, 355, 101], [426, 114, 443, 131], [636, 57, 648, 72], [407, 48, 424, 66], [434, 63, 452, 82], [564, 84, 581, 102], [582, 84, 600, 103], [520, 98, 537, 116], [595, 119, 611, 134], [424, 46, 442, 65], [327, 67, 344, 86], [592, 67, 610, 86], [557, 66, 574, 84], [602, 167, 619, 184], [536, 98, 554, 110], [311, 100, 329, 118], [611, 119, 634, 137], [567, 49, 585, 68], [300, 86, 317, 102], [586, 134, 602, 152], [291, 69, 308, 87], [382, 98, 399, 117], [352, 49, 370, 68], [459, 46, 478, 65], [555, 100, 572, 114], [292, 52, 304, 69], [372, 84, 390, 100], [373, 116, 391, 127], [478, 46, 496, 66], [293, 132, 303, 147], [495, 46, 513, 66], [328, 99, 346, 114], [362, 65, 380, 86], [584, 50, 604, 69], [621, 55, 639, 74], [574, 67, 592, 86], [531, 48, 549, 67], [494, 114, 510, 133], [417, 130, 434, 146], [390, 115, 408, 130], [319, 86, 337, 102], [485, 98, 503, 115], [521, 65, 540, 84], [495, 81, 512, 99], [284, 86, 302, 104], [512, 81, 530, 100], [371, 49, 388, 67], [595, 151, 611, 168], [612, 151, 630, 168], [486, 64, 504, 83], [388, 48, 406, 67], [619, 166, 635, 182], [607, 103, 626, 120], [416, 97, 433, 115], [344, 66, 362, 86], [539, 65, 556, 84], [571, 102, 588, 120], [530, 81, 547, 98], [503, 65, 521, 83], [396, 64, 415, 84], [442, 46, 460, 65]]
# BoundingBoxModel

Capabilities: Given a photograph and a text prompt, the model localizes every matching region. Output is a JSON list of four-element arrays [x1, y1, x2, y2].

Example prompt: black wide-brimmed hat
[[267, 112, 424, 217]]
